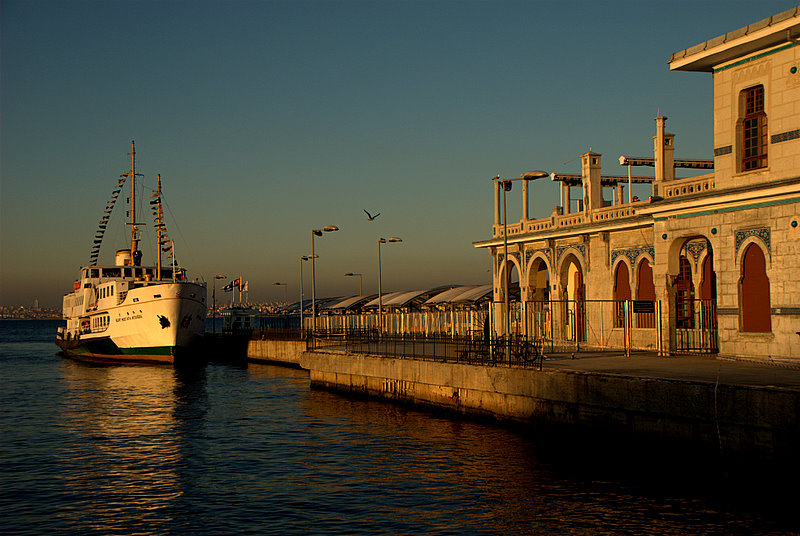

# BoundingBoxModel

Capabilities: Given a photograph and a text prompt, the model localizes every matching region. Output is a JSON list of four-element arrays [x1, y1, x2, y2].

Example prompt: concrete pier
[[247, 339, 306, 366], [297, 349, 800, 463]]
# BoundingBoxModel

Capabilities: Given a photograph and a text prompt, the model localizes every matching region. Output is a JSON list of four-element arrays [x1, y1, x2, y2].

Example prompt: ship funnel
[[115, 249, 132, 266]]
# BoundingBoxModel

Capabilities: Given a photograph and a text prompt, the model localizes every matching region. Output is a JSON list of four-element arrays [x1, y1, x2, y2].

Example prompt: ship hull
[[57, 282, 207, 366]]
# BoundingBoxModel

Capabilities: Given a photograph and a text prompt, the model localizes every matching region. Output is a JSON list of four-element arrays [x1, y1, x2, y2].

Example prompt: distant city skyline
[[2, 0, 795, 307]]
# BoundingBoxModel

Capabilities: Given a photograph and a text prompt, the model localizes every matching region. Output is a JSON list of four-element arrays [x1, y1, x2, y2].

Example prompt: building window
[[741, 85, 767, 171], [614, 262, 631, 328], [739, 243, 771, 332]]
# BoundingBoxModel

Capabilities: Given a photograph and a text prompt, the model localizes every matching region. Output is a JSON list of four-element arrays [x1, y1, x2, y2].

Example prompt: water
[[1, 320, 797, 535]]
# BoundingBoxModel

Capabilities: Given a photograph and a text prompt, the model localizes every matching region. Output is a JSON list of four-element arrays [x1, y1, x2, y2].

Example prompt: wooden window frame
[[741, 85, 767, 171]]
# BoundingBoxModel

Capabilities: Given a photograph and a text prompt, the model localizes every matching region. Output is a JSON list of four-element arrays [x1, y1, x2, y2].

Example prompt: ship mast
[[156, 174, 163, 280], [120, 140, 144, 265]]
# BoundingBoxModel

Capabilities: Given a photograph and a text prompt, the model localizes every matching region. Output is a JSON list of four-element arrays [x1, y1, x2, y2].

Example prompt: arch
[[676, 255, 694, 329], [526, 254, 550, 301], [526, 255, 551, 339], [636, 258, 656, 328], [739, 243, 771, 332], [736, 235, 772, 268], [700, 251, 718, 333], [559, 253, 585, 342], [613, 261, 631, 328], [496, 252, 522, 335]]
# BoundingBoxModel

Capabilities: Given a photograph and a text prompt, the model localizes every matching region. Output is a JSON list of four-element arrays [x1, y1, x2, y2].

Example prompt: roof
[[424, 285, 480, 304], [324, 294, 376, 311], [669, 6, 800, 72], [362, 291, 408, 308], [449, 284, 494, 303]]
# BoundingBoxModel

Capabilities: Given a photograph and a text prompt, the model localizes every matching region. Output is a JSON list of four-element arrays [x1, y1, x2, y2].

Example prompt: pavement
[[539, 350, 800, 390], [314, 339, 800, 391]]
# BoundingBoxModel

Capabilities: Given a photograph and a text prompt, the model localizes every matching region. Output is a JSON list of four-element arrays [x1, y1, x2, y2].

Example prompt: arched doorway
[[739, 243, 771, 332], [673, 238, 718, 353], [497, 255, 521, 336], [636, 259, 656, 328], [614, 261, 631, 328], [526, 257, 550, 339], [560, 254, 585, 343]]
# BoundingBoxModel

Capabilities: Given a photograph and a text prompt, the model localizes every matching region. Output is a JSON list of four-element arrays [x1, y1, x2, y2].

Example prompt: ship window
[[124, 268, 132, 277], [105, 268, 121, 278], [90, 269, 99, 278], [154, 294, 161, 298]]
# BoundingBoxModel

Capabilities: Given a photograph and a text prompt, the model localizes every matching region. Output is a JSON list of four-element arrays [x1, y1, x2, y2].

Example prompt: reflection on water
[[1, 321, 798, 535], [55, 361, 193, 535]]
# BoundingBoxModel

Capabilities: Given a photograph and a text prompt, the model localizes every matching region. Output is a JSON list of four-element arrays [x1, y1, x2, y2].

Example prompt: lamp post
[[311, 226, 339, 331], [212, 274, 227, 334], [493, 171, 547, 361], [378, 237, 402, 332], [344, 272, 363, 295], [299, 255, 314, 334], [273, 282, 288, 303]]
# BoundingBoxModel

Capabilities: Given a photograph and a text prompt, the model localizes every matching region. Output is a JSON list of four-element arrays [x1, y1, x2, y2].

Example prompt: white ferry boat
[[55, 142, 207, 364]]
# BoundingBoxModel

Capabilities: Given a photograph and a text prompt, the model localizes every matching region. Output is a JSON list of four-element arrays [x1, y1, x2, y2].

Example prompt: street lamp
[[212, 274, 227, 334], [344, 272, 363, 295], [273, 282, 288, 303], [493, 171, 547, 361], [299, 255, 314, 334], [378, 237, 402, 332], [311, 225, 339, 331]]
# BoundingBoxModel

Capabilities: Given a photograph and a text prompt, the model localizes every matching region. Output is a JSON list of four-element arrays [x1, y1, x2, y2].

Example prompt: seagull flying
[[364, 209, 381, 221]]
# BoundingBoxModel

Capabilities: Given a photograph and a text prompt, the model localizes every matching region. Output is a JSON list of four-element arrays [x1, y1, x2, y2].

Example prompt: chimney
[[581, 151, 603, 212], [653, 116, 675, 184]]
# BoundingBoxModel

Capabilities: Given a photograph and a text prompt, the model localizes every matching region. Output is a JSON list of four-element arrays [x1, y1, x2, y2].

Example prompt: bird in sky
[[364, 209, 381, 221]]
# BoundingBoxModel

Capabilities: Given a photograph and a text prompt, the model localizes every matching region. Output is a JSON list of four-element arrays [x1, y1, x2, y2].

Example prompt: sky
[[2, 0, 797, 308]]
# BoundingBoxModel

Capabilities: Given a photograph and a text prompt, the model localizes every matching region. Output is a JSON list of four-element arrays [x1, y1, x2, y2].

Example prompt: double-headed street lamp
[[344, 272, 363, 295], [378, 237, 402, 332], [273, 282, 288, 303], [311, 226, 339, 330], [492, 171, 548, 361], [212, 274, 227, 334], [299, 255, 314, 334]]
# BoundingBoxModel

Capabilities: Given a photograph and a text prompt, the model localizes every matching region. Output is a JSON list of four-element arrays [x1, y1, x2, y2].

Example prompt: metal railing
[[308, 329, 554, 369]]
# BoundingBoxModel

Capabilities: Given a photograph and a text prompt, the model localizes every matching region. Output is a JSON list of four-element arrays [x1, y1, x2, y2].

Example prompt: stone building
[[474, 7, 800, 361]]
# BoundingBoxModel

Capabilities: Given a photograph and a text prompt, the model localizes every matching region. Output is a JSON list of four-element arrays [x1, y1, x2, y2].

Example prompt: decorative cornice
[[771, 129, 800, 144], [735, 227, 770, 257], [684, 240, 707, 265], [714, 145, 732, 156], [610, 246, 655, 269], [525, 247, 552, 267], [556, 244, 586, 266]]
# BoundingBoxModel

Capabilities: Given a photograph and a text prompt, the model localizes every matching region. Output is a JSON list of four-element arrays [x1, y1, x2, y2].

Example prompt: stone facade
[[475, 8, 800, 362]]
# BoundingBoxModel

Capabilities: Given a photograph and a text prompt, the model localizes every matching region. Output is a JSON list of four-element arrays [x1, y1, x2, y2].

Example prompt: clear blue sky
[[2, 0, 795, 307]]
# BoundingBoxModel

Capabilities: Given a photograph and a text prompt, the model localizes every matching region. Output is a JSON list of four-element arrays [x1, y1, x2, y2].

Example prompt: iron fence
[[308, 329, 559, 369]]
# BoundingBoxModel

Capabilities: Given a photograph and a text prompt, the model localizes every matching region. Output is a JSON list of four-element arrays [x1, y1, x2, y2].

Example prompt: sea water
[[1, 319, 796, 535]]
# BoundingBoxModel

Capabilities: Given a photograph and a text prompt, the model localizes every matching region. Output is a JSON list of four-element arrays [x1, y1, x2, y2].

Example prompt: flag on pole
[[241, 281, 248, 292], [232, 278, 241, 288], [223, 282, 233, 292]]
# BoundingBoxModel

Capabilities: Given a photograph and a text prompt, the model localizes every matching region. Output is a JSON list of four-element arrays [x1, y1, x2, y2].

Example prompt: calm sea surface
[[1, 319, 797, 535]]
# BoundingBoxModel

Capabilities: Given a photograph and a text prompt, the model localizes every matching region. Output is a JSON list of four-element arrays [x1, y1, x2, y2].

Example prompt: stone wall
[[247, 339, 307, 366], [301, 350, 800, 460]]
